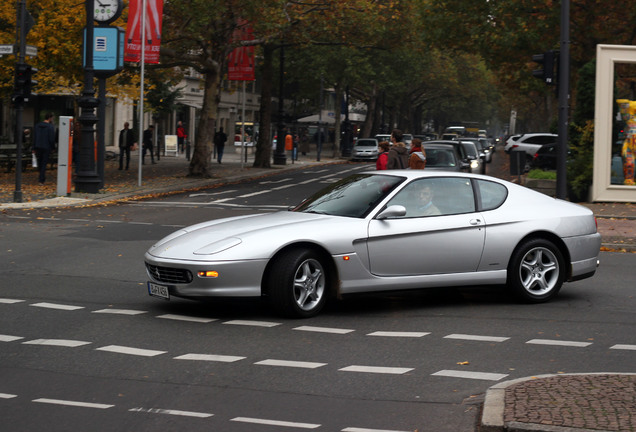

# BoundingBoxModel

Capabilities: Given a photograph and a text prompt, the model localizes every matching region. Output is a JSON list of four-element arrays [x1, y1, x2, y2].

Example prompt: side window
[[477, 179, 508, 210], [385, 177, 475, 218]]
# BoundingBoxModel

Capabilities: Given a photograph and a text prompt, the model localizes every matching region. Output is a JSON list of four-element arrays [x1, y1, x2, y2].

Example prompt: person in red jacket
[[176, 121, 187, 153], [376, 141, 390, 170]]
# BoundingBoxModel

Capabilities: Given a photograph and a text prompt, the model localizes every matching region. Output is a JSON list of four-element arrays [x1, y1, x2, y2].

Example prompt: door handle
[[469, 219, 482, 226]]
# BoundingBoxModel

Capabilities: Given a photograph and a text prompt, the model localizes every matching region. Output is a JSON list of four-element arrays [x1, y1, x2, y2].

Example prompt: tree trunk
[[188, 69, 220, 177], [253, 45, 274, 168]]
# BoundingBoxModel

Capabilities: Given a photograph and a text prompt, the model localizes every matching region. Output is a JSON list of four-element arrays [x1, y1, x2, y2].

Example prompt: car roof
[[359, 168, 494, 182]]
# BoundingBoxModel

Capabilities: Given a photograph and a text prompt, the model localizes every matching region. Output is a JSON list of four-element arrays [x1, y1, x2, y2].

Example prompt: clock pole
[[75, 0, 101, 193]]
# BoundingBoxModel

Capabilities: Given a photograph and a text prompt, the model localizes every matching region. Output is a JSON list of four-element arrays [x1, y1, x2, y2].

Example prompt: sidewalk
[[2, 147, 636, 432], [0, 146, 340, 209]]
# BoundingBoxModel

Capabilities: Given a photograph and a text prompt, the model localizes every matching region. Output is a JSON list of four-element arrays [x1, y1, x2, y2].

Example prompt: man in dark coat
[[142, 125, 156, 164], [214, 127, 227, 163], [118, 122, 136, 170], [33, 113, 56, 185]]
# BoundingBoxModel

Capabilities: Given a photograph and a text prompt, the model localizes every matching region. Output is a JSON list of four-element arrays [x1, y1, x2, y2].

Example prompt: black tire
[[507, 238, 565, 303], [267, 249, 328, 318]]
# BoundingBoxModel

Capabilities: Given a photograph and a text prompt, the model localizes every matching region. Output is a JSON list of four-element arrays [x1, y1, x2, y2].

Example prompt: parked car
[[531, 143, 572, 171], [403, 133, 414, 149], [374, 134, 391, 144], [504, 135, 522, 153], [504, 133, 558, 156], [351, 138, 379, 161], [459, 140, 485, 174], [421, 143, 470, 172], [145, 171, 601, 318]]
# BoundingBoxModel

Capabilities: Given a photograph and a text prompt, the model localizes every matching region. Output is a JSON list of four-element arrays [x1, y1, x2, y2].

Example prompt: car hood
[[147, 211, 364, 261]]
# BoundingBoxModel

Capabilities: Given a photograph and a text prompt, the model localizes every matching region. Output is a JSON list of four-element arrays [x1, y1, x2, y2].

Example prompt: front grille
[[146, 263, 193, 284]]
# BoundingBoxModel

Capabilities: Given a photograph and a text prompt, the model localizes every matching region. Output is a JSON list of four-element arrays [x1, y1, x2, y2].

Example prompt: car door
[[366, 177, 485, 276]]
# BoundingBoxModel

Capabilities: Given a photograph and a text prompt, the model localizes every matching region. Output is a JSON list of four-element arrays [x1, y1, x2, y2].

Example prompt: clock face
[[94, 0, 121, 22]]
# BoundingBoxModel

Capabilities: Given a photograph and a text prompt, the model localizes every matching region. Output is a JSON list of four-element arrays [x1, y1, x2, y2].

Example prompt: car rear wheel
[[508, 238, 565, 303], [268, 249, 327, 318]]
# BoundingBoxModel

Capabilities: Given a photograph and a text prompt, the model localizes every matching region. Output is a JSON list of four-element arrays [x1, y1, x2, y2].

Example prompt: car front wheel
[[268, 249, 327, 318], [508, 239, 565, 303]]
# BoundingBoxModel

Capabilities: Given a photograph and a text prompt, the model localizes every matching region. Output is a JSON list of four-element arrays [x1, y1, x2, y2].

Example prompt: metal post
[[75, 0, 101, 193], [556, 0, 570, 200], [12, 0, 27, 202], [97, 77, 106, 188], [273, 43, 286, 165], [317, 77, 323, 161]]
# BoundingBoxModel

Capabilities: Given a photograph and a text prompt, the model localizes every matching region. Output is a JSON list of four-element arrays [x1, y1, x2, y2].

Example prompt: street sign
[[26, 45, 37, 56], [0, 44, 14, 55]]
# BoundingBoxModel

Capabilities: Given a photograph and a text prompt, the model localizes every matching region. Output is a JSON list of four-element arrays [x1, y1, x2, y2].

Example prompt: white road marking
[[339, 366, 413, 375], [0, 393, 17, 399], [30, 302, 84, 311], [0, 298, 24, 304], [22, 339, 91, 347], [129, 222, 153, 225], [343, 428, 412, 432], [431, 370, 508, 381], [273, 184, 295, 190], [95, 220, 123, 224], [444, 334, 510, 342], [174, 353, 245, 362], [129, 407, 213, 418], [260, 178, 292, 184], [293, 326, 354, 334], [33, 398, 113, 409], [610, 344, 636, 350], [255, 359, 327, 369], [96, 345, 166, 357], [157, 314, 216, 323], [0, 334, 23, 342], [368, 331, 430, 338], [92, 309, 147, 315], [231, 417, 320, 429], [189, 190, 237, 197], [223, 320, 281, 327], [526, 339, 592, 347], [238, 190, 271, 198], [66, 218, 90, 222]]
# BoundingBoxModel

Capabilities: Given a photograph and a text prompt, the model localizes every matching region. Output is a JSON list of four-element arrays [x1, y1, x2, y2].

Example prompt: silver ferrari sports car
[[145, 171, 601, 318]]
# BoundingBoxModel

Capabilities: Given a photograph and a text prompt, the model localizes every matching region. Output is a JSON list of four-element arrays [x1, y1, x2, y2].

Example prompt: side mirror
[[376, 205, 406, 219]]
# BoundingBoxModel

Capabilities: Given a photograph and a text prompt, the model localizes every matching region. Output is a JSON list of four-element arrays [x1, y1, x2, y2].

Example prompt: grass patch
[[527, 169, 557, 180]]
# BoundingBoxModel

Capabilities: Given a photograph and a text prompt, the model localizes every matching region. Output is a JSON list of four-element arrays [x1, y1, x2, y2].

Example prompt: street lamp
[[75, 0, 101, 193]]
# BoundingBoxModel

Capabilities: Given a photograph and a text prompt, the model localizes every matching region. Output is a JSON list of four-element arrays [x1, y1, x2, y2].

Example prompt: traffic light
[[23, 64, 37, 97], [13, 63, 37, 100], [532, 51, 556, 85]]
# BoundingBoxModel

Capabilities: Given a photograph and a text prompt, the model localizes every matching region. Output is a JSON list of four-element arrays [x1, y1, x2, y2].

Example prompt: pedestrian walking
[[408, 138, 426, 169], [176, 121, 187, 154], [214, 127, 227, 163], [118, 122, 136, 170], [387, 129, 409, 169], [142, 124, 156, 164], [376, 141, 390, 170], [32, 113, 56, 185]]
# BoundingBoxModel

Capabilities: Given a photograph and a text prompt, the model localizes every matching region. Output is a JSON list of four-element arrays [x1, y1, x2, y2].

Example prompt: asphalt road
[[1, 156, 635, 432]]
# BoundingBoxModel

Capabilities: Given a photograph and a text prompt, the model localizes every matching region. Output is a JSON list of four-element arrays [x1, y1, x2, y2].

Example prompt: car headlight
[[470, 160, 479, 169]]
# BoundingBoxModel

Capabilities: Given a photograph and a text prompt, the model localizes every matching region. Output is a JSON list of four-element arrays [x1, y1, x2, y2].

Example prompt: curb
[[480, 373, 636, 432]]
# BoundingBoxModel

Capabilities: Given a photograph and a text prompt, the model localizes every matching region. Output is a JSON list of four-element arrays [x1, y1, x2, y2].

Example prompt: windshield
[[293, 174, 404, 218]]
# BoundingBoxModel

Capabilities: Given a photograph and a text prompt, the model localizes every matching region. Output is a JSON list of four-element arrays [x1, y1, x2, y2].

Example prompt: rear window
[[476, 180, 507, 210]]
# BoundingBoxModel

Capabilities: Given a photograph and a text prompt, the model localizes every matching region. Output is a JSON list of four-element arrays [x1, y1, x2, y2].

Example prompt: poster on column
[[124, 0, 164, 63]]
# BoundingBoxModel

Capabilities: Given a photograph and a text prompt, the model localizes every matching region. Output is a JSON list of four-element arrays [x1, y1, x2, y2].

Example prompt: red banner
[[228, 21, 255, 81], [124, 0, 164, 64]]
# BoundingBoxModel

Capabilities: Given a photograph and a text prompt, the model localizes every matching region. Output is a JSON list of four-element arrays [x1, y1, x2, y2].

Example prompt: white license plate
[[148, 282, 170, 300]]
